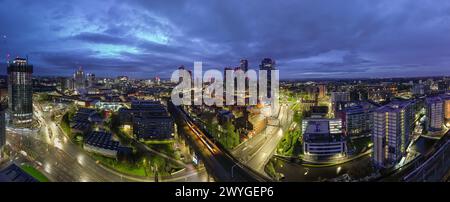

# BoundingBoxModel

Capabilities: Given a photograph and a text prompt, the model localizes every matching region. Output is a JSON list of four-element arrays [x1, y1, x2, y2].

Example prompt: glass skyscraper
[[7, 57, 33, 125], [259, 58, 275, 99]]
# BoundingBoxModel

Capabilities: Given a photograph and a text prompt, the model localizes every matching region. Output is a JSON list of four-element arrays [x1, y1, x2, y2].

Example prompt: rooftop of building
[[72, 113, 90, 122], [11, 58, 28, 64], [218, 109, 232, 115], [425, 94, 450, 103], [77, 107, 97, 114], [305, 120, 330, 134], [311, 106, 329, 114], [85, 131, 119, 151], [71, 121, 91, 130], [439, 93, 450, 100], [0, 163, 38, 182], [131, 100, 161, 106], [303, 120, 344, 143], [303, 117, 342, 122], [133, 114, 173, 121], [344, 101, 378, 113], [376, 100, 413, 113]]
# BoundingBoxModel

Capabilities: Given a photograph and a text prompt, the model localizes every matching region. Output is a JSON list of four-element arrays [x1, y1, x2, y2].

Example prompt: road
[[7, 131, 210, 182], [8, 132, 121, 181], [232, 104, 293, 175], [40, 103, 190, 170]]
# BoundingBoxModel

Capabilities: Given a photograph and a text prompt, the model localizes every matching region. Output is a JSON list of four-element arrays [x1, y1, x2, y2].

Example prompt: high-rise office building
[[411, 83, 430, 95], [118, 100, 174, 141], [426, 96, 444, 131], [302, 118, 347, 158], [178, 65, 186, 84], [224, 67, 234, 92], [342, 101, 378, 136], [259, 58, 275, 98], [443, 94, 450, 123], [437, 80, 449, 92], [350, 88, 368, 101], [7, 57, 33, 125], [226, 60, 250, 105], [65, 78, 75, 91], [318, 84, 327, 98], [331, 92, 350, 113], [86, 73, 95, 88], [239, 59, 248, 72], [74, 66, 86, 94], [305, 85, 319, 99], [373, 101, 414, 168], [331, 92, 350, 103]]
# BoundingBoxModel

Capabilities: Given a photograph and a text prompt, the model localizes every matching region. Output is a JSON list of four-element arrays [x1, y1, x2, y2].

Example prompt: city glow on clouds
[[136, 32, 169, 45], [89, 44, 140, 57], [1, 0, 450, 78]]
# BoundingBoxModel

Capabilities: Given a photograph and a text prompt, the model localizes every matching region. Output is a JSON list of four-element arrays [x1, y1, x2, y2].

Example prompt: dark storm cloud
[[1, 0, 450, 78]]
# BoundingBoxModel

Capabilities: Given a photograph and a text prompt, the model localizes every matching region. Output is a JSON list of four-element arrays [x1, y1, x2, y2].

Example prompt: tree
[[37, 93, 52, 102], [278, 129, 302, 156], [224, 122, 239, 149], [150, 155, 167, 176], [235, 116, 252, 135], [293, 111, 303, 124], [109, 113, 120, 132], [67, 106, 77, 120]]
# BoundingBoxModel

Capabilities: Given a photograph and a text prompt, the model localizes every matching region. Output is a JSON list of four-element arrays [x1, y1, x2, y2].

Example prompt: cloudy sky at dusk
[[1, 0, 450, 79]]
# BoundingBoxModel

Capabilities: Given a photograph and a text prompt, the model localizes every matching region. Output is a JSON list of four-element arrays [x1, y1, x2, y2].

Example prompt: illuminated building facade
[[7, 58, 33, 125], [302, 118, 346, 158], [440, 94, 450, 126], [331, 91, 350, 113], [373, 101, 414, 167], [74, 66, 86, 94], [426, 96, 444, 131], [342, 101, 378, 136], [239, 59, 249, 72], [318, 84, 327, 98], [259, 58, 276, 98]]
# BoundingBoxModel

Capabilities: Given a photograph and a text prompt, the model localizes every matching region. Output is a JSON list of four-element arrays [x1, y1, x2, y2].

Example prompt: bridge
[[381, 132, 450, 182], [402, 135, 449, 182]]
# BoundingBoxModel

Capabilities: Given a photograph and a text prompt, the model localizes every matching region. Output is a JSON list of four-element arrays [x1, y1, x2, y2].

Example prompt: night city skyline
[[1, 0, 450, 79], [1, 1, 450, 197]]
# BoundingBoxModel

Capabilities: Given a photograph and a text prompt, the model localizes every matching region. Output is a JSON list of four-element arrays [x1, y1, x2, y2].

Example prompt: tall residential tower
[[373, 100, 415, 168], [426, 96, 444, 131]]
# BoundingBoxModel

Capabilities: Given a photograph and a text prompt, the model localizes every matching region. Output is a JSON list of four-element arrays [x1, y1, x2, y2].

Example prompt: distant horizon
[[1, 69, 449, 82], [2, 57, 450, 80]]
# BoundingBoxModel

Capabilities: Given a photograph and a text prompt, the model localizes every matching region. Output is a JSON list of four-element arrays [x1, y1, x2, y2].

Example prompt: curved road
[[4, 102, 209, 182]]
